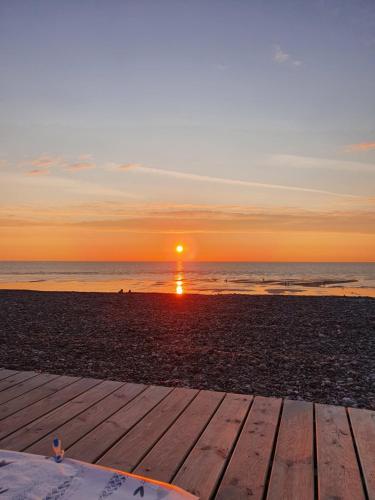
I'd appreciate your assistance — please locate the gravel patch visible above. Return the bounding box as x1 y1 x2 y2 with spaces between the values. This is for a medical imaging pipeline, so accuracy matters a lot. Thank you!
1 290 374 409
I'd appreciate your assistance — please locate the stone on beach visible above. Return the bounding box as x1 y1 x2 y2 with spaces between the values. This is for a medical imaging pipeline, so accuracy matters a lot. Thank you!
0 290 374 409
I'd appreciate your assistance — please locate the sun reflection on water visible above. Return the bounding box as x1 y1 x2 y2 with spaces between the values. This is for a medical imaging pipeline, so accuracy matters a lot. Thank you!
175 261 185 295
176 280 184 295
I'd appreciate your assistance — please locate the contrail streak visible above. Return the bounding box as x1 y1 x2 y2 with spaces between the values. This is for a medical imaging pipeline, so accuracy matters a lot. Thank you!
134 166 358 198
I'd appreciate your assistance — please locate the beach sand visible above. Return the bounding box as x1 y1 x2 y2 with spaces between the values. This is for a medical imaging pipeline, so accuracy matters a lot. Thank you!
1 290 374 408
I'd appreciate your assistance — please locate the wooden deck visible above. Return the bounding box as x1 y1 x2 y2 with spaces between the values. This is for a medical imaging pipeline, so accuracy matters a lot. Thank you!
0 368 374 499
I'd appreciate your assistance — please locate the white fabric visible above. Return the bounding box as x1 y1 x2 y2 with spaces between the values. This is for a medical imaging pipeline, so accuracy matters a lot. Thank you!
0 450 197 499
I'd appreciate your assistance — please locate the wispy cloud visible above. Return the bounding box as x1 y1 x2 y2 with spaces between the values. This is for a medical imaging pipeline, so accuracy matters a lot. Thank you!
22 155 65 176
118 163 358 198
1 202 374 235
22 154 96 175
118 163 142 171
345 142 375 152
273 44 302 66
1 172 139 200
66 162 96 171
270 154 375 172
78 153 94 160
31 155 64 168
27 168 50 176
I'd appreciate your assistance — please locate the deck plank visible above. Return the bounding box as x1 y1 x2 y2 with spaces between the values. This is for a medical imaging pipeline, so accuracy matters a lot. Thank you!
26 382 146 456
0 377 98 441
216 396 282 500
173 393 252 500
0 373 59 405
0 369 373 500
316 403 365 500
348 407 375 499
134 389 225 483
66 385 172 463
0 369 19 381
0 375 79 422
0 380 122 451
267 399 314 500
98 387 198 471
0 371 38 392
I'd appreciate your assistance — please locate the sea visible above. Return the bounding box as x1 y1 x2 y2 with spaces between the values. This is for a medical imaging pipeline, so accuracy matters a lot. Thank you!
0 261 374 297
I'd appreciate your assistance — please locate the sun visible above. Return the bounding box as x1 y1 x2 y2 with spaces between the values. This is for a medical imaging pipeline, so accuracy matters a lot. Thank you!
176 244 184 254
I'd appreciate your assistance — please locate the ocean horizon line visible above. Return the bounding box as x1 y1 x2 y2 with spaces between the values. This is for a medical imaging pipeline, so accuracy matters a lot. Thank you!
0 259 374 264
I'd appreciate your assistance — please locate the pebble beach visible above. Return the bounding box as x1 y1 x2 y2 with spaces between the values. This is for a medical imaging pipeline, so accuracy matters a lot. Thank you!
1 290 374 409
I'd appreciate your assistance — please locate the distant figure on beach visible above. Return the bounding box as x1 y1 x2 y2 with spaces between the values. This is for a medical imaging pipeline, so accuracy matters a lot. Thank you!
118 289 123 294
128 289 132 293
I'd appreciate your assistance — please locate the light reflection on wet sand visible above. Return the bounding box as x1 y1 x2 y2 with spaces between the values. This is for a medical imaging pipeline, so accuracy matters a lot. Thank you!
0 279 374 297
1 261 374 297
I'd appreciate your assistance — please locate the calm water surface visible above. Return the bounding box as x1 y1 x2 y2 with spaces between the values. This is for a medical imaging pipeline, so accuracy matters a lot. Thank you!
0 261 374 297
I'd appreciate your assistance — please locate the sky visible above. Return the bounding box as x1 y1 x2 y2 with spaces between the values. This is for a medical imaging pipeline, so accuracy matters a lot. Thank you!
0 0 374 261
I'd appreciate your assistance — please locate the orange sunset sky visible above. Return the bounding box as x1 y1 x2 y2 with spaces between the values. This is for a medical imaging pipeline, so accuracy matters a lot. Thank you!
1 199 374 261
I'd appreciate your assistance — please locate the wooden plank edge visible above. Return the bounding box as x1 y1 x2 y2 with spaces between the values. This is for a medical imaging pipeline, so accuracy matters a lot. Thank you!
92 385 175 464
157 390 227 485
127 388 203 473
346 406 372 500
15 380 128 453
177 392 254 500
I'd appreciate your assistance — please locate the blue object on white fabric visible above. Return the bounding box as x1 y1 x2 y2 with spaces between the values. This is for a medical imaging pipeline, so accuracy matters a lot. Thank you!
0 450 198 499
52 436 64 463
